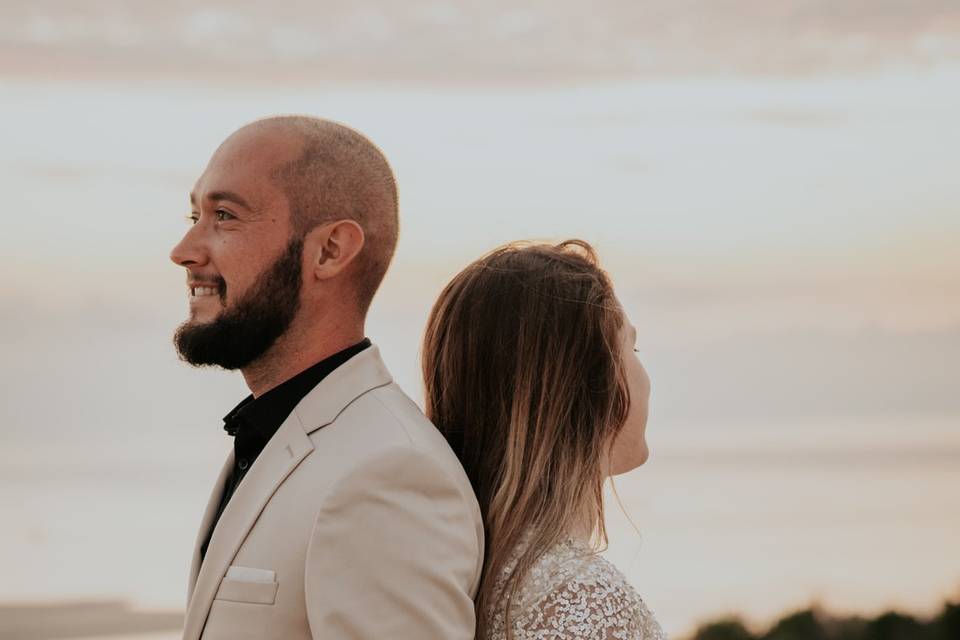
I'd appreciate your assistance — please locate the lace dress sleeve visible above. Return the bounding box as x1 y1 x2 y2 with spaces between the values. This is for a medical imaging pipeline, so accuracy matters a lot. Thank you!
511 555 667 640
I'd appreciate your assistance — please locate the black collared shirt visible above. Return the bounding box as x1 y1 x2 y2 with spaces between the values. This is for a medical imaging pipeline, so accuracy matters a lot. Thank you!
199 338 371 562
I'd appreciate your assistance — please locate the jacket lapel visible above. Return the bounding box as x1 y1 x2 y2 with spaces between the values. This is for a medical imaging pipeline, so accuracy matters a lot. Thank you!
293 345 393 435
182 415 314 640
187 451 234 605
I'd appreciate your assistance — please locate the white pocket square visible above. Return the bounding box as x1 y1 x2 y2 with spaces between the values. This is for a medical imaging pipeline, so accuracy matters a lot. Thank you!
225 565 276 583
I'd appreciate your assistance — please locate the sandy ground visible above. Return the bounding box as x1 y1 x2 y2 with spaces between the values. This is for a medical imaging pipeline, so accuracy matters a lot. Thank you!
0 601 182 639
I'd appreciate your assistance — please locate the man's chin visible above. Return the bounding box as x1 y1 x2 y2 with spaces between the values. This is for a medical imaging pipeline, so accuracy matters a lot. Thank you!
173 328 240 370
179 318 213 334
188 298 225 321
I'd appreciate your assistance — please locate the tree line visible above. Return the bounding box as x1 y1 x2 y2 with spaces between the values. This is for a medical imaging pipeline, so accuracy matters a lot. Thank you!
690 601 960 640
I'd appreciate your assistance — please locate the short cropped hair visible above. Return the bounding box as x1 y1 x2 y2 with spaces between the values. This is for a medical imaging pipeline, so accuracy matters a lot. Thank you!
268 116 399 316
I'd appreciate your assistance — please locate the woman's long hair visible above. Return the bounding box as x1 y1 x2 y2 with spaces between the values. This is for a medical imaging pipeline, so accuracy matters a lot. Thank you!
421 239 631 638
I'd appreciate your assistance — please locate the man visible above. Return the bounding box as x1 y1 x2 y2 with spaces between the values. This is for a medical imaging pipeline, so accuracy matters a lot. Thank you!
170 116 483 639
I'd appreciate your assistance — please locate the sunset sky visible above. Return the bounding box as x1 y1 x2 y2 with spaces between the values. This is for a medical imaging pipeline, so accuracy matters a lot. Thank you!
1 2 958 636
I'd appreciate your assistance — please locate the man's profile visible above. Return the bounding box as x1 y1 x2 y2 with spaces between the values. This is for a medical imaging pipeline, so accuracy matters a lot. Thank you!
170 116 483 639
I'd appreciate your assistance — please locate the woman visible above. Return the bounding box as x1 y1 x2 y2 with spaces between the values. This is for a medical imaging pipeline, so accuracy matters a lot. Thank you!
422 239 666 639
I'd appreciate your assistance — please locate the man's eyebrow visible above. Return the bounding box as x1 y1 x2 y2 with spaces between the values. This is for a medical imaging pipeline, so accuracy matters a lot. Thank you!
189 190 252 210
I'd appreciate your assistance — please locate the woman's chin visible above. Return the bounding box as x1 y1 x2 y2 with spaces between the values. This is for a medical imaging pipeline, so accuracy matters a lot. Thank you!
609 442 649 476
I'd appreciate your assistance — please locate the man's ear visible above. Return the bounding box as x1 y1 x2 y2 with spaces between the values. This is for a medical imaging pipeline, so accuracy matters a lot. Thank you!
303 219 365 282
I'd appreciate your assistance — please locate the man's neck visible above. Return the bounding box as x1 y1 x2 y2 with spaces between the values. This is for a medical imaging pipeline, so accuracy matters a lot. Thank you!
241 318 365 398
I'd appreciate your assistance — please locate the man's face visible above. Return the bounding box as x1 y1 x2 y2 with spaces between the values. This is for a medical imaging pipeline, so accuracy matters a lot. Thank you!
169 127 303 369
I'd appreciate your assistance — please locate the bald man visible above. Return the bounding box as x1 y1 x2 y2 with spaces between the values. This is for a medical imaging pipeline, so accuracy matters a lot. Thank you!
170 117 483 640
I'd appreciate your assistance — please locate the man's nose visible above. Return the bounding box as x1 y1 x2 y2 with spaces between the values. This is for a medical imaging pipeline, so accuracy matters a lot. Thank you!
170 224 209 268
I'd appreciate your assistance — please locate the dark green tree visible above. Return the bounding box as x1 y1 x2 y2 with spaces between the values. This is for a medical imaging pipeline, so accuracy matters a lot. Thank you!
692 618 756 640
824 616 868 640
863 611 931 640
688 596 960 640
762 609 829 640
933 601 960 640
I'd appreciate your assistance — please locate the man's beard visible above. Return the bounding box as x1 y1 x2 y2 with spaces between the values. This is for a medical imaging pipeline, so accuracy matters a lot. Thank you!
173 237 304 370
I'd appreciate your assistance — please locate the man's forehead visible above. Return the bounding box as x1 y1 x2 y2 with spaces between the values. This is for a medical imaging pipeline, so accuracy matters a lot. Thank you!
217 123 302 164
213 130 300 171
191 131 300 203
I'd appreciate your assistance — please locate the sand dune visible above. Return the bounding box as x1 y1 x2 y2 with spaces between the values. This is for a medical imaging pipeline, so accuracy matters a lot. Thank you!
0 601 182 639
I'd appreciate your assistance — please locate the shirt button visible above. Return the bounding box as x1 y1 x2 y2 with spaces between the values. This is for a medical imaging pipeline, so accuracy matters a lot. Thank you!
238 458 249 470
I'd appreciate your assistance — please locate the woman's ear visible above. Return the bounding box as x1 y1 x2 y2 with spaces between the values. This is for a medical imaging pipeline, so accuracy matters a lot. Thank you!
304 219 365 282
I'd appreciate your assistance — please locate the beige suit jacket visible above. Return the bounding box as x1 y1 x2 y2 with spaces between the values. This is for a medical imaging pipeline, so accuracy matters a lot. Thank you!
182 345 484 640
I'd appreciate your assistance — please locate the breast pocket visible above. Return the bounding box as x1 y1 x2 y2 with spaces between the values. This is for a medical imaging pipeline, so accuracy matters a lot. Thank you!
203 567 280 640
214 575 279 605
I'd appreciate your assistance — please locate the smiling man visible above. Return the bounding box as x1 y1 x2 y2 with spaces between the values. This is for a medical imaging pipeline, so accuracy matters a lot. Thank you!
170 116 483 640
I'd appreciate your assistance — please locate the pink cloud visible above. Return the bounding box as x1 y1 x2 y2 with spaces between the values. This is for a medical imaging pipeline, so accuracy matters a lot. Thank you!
1 1 958 84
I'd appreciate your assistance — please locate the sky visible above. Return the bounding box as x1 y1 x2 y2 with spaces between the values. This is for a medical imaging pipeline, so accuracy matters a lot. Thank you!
2 1 959 80
0 2 958 634
2 71 957 433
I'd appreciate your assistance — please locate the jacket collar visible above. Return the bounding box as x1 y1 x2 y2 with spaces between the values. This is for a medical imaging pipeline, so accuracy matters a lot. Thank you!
292 343 393 434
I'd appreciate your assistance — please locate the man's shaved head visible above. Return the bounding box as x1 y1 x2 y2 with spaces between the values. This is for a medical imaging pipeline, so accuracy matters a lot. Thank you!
242 115 399 315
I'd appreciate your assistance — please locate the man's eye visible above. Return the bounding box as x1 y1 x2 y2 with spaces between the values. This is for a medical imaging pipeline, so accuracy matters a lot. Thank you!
186 212 199 225
216 209 235 221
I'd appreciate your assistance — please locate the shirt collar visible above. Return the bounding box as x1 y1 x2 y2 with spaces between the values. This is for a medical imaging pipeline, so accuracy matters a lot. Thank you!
222 338 372 448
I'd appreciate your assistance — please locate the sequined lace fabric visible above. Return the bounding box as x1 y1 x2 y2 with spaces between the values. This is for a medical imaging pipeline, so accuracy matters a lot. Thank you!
486 535 667 640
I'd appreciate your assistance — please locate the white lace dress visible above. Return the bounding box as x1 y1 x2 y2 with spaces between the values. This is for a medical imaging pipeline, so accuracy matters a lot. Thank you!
486 536 667 640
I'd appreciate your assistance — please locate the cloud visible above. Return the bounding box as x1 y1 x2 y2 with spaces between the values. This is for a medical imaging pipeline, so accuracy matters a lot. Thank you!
745 108 846 126
18 162 192 187
1 1 958 84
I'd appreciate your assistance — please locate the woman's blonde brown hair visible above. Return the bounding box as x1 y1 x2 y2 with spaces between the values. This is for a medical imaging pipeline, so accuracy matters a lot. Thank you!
421 239 631 638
